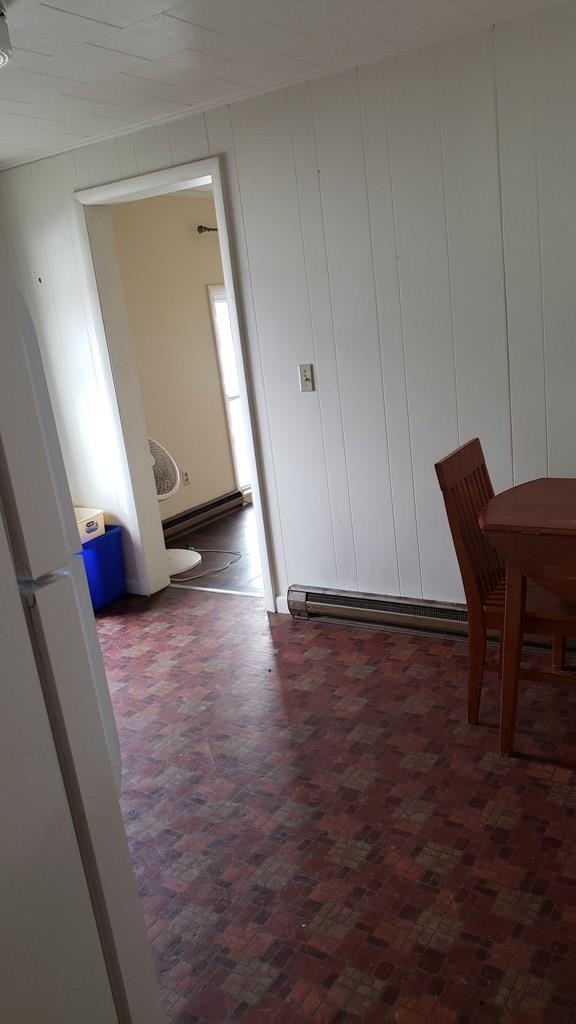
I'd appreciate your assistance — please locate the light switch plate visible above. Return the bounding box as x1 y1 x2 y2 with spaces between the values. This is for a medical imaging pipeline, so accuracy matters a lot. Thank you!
299 363 315 392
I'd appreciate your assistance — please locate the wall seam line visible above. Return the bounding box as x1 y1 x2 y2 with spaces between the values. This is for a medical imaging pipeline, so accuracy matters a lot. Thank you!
382 67 424 598
201 111 210 156
356 64 401 595
491 24 515 485
227 104 290 589
309 80 360 592
529 15 549 477
287 87 340 589
434 44 461 448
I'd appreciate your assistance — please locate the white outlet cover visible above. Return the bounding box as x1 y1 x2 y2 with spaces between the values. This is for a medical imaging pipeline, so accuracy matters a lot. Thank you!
299 363 315 392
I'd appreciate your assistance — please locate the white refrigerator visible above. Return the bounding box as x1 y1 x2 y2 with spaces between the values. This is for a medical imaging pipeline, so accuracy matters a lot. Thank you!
0 243 165 1022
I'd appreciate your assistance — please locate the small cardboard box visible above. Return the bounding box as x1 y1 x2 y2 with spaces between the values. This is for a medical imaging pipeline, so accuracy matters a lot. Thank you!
74 506 105 544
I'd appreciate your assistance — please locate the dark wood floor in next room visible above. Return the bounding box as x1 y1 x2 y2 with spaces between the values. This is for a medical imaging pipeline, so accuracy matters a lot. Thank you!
167 504 263 595
98 585 576 1023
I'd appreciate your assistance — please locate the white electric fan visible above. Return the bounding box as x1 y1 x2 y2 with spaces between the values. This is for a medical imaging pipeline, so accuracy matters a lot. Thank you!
149 437 202 576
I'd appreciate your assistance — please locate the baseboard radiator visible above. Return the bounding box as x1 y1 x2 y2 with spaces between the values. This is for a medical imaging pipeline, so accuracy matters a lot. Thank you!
287 585 573 657
288 585 468 636
162 489 244 541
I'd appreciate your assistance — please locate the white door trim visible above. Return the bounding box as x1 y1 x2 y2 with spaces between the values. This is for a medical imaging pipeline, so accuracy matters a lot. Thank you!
74 157 276 611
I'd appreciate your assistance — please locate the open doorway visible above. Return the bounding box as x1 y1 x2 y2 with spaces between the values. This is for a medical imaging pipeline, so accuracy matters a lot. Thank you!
106 187 262 596
75 160 272 606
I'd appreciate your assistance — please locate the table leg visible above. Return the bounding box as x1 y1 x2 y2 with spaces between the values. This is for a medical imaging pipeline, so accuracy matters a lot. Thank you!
500 562 526 755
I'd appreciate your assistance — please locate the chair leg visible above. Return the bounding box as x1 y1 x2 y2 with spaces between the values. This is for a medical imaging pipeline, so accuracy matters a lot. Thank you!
552 636 565 671
500 564 526 756
467 624 486 725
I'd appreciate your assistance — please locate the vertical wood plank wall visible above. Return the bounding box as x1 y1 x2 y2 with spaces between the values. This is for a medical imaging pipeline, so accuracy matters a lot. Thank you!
2 6 576 605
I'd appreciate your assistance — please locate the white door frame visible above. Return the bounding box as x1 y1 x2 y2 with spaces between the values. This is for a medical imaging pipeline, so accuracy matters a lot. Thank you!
74 157 275 611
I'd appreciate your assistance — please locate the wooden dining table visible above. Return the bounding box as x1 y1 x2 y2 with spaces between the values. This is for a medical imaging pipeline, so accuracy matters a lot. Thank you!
478 478 576 752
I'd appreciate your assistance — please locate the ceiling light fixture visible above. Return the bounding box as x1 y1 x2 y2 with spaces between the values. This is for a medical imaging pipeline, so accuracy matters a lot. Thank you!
0 2 13 68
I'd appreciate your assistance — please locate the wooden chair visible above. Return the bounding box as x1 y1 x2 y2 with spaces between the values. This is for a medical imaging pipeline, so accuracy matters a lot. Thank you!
435 438 573 731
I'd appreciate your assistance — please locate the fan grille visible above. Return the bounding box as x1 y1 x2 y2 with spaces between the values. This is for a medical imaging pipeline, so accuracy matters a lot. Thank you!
149 438 179 499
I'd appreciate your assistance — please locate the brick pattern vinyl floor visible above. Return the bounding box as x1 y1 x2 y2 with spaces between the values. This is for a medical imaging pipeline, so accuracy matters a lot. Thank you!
97 589 576 1024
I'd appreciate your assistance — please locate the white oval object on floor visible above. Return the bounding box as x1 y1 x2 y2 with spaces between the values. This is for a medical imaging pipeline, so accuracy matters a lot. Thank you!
167 548 202 576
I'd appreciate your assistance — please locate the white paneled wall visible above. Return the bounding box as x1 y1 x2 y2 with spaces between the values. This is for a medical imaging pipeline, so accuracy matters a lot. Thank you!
311 71 399 596
531 5 576 477
2 4 576 606
231 90 337 591
495 17 549 484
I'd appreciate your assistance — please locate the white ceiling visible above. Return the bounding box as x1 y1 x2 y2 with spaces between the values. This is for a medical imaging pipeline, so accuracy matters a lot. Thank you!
0 0 565 168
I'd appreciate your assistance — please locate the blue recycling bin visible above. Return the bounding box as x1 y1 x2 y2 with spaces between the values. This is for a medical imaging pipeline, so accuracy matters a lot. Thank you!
81 525 126 611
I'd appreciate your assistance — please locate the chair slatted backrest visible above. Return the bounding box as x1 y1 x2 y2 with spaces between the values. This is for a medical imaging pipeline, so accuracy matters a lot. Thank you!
435 438 504 610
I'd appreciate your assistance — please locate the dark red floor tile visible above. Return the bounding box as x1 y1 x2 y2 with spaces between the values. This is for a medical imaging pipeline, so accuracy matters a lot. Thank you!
97 588 576 1022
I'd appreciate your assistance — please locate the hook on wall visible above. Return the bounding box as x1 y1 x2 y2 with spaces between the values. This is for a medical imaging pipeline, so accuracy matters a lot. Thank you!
197 224 218 234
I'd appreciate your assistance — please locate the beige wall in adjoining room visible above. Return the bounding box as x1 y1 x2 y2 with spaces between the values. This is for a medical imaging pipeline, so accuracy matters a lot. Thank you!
110 192 236 520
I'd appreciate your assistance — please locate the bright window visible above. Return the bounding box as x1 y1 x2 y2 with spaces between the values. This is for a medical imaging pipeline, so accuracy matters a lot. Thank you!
208 287 251 491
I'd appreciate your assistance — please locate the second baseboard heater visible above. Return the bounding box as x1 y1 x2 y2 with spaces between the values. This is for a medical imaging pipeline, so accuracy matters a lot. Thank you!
287 584 468 636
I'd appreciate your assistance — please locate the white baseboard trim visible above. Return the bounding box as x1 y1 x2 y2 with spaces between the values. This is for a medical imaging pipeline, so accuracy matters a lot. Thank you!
275 595 289 615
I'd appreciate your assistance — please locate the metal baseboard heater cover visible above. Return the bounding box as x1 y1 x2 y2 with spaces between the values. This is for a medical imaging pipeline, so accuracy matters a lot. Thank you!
287 586 576 655
288 585 468 636
162 489 244 540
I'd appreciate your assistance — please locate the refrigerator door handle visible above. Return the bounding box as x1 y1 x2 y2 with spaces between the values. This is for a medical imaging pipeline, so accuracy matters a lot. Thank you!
0 500 118 1023
19 558 122 791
